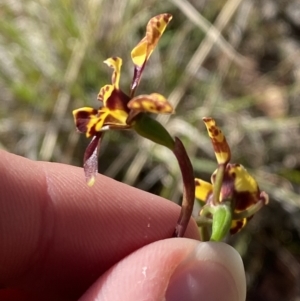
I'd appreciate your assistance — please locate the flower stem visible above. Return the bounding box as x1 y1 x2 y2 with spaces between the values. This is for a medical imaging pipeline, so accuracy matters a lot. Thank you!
212 163 225 205
199 226 210 242
173 137 195 237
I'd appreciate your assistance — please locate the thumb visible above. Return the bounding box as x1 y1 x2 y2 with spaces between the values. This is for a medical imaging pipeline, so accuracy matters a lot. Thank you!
79 238 246 301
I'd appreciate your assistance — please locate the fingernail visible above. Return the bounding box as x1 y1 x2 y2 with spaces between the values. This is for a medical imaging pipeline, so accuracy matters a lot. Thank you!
165 242 245 301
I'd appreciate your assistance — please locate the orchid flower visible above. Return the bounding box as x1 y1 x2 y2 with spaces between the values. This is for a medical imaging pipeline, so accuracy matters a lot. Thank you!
73 14 195 238
73 14 173 186
195 118 269 241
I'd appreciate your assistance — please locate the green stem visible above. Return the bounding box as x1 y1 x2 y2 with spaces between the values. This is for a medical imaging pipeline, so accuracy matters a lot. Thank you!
199 226 210 242
133 115 194 238
195 216 212 241
195 215 213 227
212 164 225 205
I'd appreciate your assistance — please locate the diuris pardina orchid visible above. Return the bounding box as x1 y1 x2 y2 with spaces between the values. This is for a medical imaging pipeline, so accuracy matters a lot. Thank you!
195 118 269 241
73 14 268 241
73 14 174 186
73 14 195 238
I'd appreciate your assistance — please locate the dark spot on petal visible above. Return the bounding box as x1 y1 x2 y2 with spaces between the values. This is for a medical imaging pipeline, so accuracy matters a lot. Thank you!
152 27 160 42
74 109 98 133
163 14 171 23
234 191 258 211
156 21 161 27
105 86 109 91
106 89 131 111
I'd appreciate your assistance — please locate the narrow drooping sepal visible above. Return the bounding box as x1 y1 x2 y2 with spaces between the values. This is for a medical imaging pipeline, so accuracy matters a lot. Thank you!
132 114 175 150
130 13 172 95
83 134 102 186
173 137 195 238
203 117 231 165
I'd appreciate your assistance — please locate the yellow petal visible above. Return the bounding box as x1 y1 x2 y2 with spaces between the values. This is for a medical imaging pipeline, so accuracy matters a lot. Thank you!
203 117 231 165
227 164 261 212
103 57 123 90
103 109 128 127
195 178 213 202
131 13 172 67
228 164 258 194
128 93 174 114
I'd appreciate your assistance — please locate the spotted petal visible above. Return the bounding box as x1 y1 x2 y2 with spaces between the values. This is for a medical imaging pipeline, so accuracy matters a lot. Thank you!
98 84 114 103
203 117 231 165
228 164 259 194
130 13 172 92
73 107 128 138
128 93 174 114
98 57 131 111
227 164 261 211
73 107 102 138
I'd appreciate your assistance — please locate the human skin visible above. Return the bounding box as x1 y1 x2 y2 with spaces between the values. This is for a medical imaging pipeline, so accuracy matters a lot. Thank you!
0 150 246 301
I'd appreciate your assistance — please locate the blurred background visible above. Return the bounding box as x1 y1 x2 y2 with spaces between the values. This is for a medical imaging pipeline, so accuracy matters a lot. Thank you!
1 0 300 299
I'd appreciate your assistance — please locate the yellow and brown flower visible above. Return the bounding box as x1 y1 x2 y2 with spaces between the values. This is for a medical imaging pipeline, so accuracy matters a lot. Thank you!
73 14 173 186
195 118 269 234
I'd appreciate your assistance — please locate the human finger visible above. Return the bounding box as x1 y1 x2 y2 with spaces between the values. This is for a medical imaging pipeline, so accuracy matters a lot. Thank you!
80 239 246 301
0 150 199 300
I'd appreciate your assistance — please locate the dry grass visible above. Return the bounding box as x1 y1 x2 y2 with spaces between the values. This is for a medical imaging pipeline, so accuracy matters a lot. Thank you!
1 0 300 299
